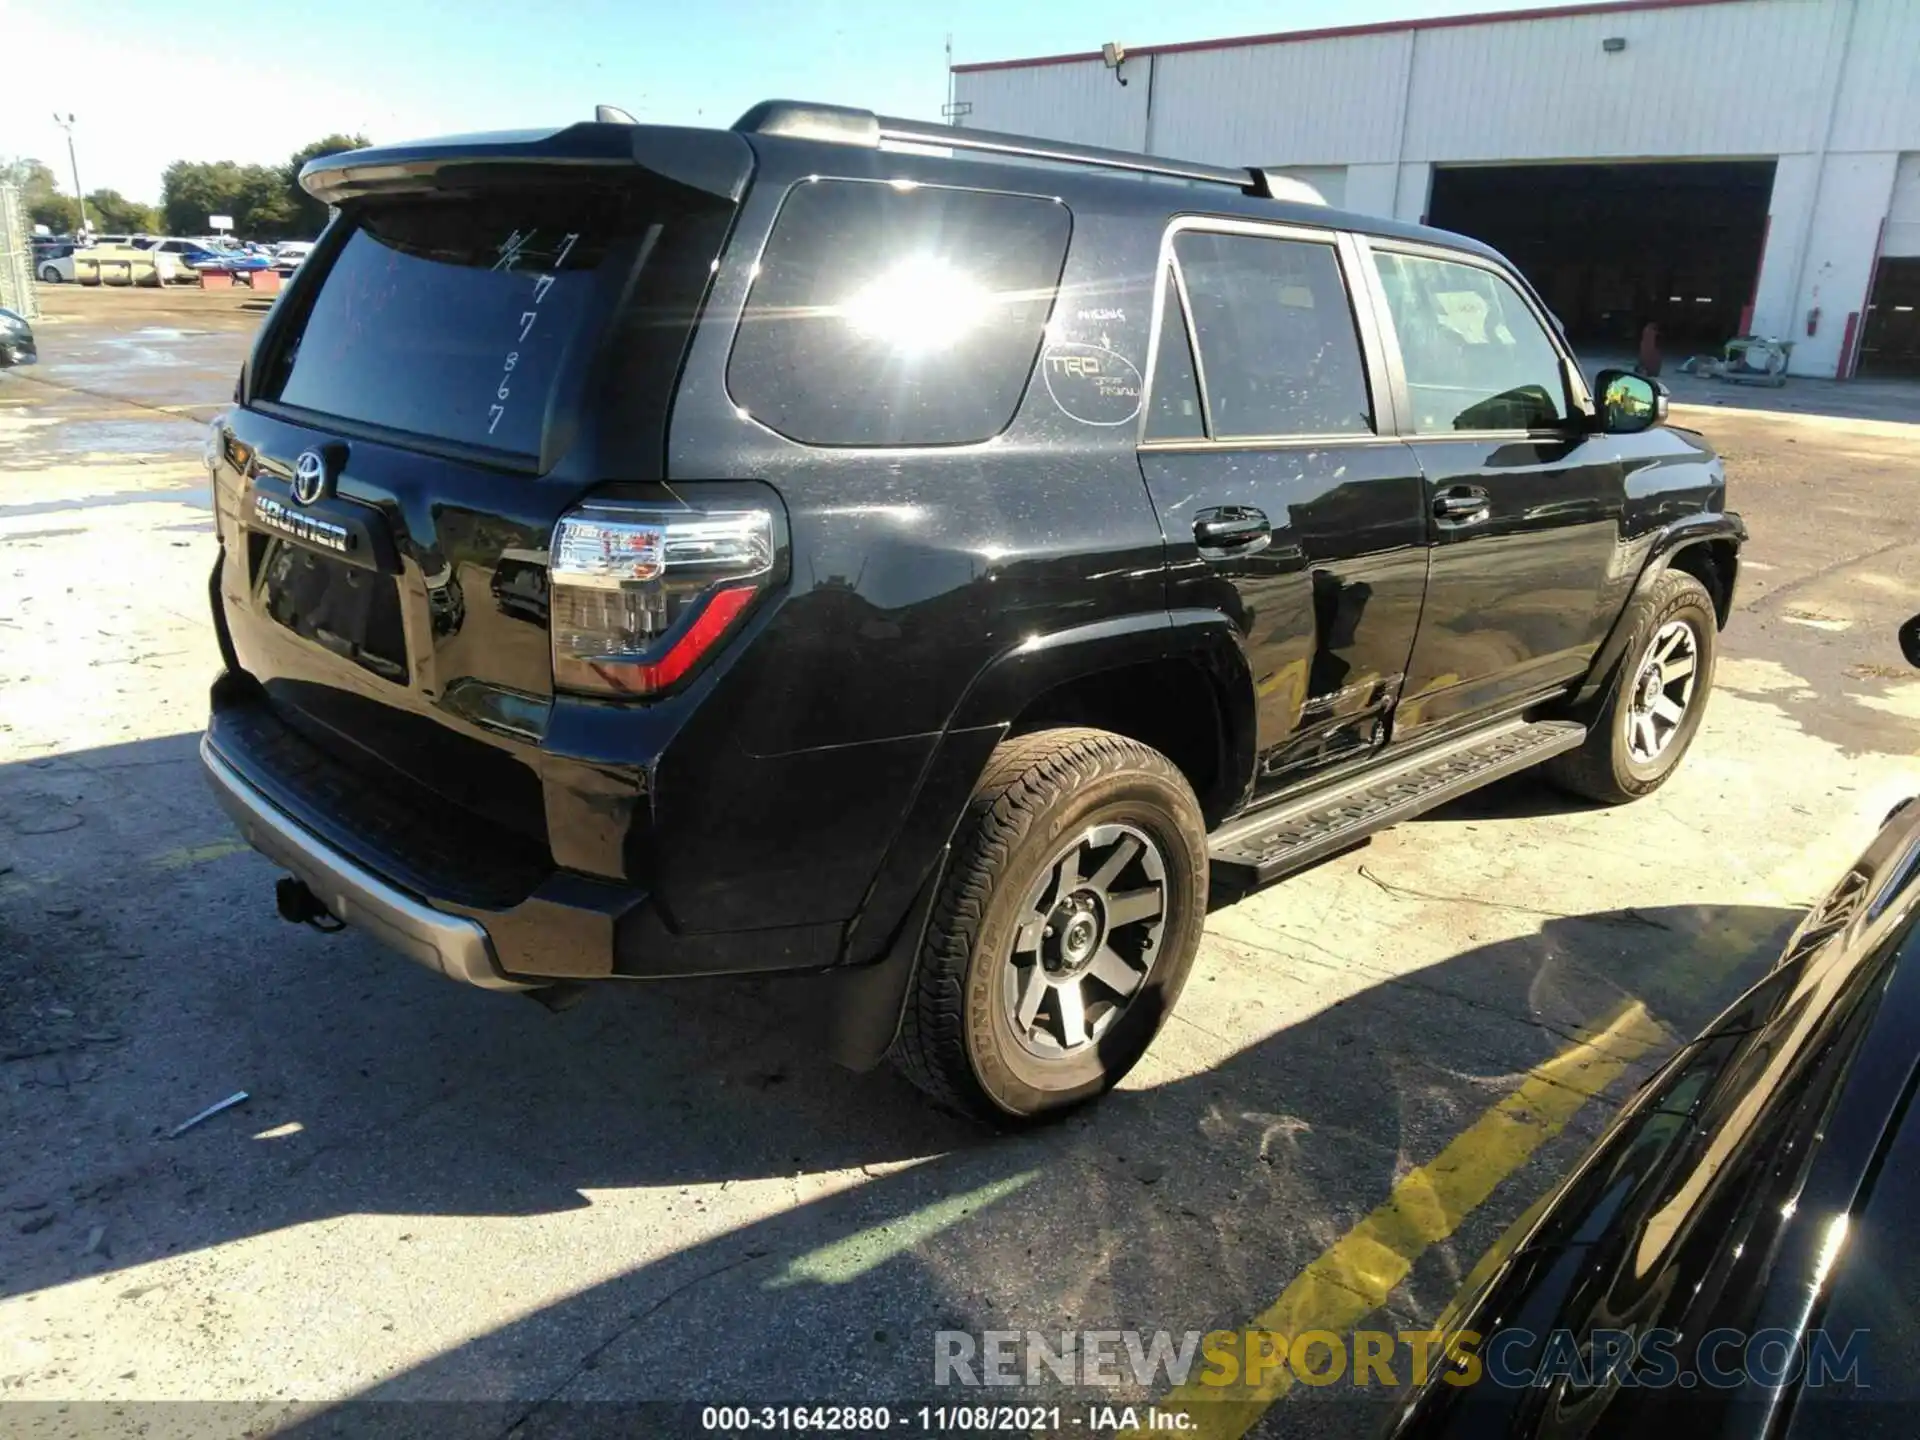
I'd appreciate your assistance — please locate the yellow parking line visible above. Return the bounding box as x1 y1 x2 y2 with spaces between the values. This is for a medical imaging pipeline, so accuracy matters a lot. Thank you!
1141 1001 1668 1440
149 839 249 870
1135 803 1897 1440
1 838 249 897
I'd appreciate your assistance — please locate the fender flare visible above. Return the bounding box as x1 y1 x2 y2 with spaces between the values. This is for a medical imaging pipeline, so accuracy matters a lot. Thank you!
1573 511 1745 710
949 606 1253 743
818 607 1255 1071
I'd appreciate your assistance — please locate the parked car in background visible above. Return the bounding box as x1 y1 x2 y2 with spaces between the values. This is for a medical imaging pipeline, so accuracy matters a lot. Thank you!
144 238 229 280
201 103 1743 1124
0 308 37 367
1386 620 1920 1433
273 241 315 267
185 242 272 273
35 242 76 283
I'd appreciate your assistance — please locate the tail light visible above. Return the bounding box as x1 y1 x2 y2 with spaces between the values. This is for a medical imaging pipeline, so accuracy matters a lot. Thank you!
549 502 775 698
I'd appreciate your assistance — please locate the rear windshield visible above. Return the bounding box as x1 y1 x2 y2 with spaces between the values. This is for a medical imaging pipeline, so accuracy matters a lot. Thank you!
727 180 1071 447
262 193 636 459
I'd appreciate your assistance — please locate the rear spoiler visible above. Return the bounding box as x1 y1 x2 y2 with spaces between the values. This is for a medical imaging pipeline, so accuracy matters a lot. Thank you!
299 123 754 207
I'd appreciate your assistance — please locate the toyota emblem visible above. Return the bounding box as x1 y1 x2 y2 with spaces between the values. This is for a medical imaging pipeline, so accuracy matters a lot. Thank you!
291 450 329 506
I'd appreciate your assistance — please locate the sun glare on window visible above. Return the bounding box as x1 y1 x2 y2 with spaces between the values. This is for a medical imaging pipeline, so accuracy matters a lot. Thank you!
838 256 997 354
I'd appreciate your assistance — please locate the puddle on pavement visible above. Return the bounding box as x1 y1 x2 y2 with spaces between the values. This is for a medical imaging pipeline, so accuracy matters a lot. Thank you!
5 418 199 459
0 484 211 517
0 415 62 447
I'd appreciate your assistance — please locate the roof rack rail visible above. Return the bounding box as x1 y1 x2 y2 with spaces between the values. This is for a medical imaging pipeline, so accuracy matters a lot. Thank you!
731 100 1303 200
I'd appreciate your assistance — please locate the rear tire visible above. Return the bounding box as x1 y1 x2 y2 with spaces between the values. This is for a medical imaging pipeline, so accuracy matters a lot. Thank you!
892 728 1208 1126
40 265 61 284
1548 568 1717 804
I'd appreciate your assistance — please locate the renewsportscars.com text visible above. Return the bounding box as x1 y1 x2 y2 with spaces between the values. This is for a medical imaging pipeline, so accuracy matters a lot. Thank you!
934 1327 1869 1391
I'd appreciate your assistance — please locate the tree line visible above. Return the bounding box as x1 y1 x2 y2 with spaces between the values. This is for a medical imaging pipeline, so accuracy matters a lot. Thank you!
0 158 157 235
2 134 367 240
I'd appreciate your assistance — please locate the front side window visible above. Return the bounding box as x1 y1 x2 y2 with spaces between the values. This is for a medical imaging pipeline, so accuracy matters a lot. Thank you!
1171 230 1372 439
1372 251 1568 433
727 180 1070 448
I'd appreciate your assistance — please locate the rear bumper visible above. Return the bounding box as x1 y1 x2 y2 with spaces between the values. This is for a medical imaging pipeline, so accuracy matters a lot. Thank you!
200 683 847 984
200 736 530 990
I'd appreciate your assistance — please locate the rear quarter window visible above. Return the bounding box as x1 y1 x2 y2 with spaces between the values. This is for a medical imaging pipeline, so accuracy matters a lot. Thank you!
727 179 1071 448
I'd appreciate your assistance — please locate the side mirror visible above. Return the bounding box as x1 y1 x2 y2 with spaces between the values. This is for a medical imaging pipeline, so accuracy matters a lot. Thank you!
1900 614 1920 669
1594 368 1668 434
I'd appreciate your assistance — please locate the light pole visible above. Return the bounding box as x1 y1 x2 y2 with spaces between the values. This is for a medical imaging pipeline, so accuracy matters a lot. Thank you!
51 113 88 237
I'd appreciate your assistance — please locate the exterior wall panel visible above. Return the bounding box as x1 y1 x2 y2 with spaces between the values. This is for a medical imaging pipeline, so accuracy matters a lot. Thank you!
1398 0 1836 162
952 0 1920 377
1790 149 1900 373
956 59 1146 151
1148 32 1412 166
1831 0 1920 152
1885 152 1920 259
1750 152 1822 340
953 0 1917 168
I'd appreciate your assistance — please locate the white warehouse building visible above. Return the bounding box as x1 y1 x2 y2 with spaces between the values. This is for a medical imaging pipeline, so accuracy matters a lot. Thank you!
951 0 1920 378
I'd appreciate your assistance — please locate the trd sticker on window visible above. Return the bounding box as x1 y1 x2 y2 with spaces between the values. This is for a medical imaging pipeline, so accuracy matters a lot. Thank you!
1040 342 1143 427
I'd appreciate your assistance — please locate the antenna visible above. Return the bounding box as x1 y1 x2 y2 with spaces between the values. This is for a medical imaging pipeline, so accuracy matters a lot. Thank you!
941 32 973 125
595 104 638 125
1102 41 1129 86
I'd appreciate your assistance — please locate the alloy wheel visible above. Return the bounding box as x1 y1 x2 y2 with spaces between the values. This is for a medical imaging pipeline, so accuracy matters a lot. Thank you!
1001 822 1167 1059
1625 617 1700 763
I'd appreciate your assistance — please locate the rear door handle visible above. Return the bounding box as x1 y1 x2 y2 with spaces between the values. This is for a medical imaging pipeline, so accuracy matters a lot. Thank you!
1433 486 1491 523
1194 506 1271 555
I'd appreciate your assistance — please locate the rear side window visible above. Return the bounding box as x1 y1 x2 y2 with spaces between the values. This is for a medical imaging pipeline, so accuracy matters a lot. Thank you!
1172 231 1372 439
263 193 636 458
1371 251 1568 433
727 180 1070 447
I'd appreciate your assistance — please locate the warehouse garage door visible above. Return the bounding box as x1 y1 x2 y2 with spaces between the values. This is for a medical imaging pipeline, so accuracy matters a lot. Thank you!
1857 154 1920 377
1426 160 1775 352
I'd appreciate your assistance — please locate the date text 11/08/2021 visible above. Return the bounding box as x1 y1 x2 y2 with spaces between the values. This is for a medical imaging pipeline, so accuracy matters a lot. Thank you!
699 1406 1193 1432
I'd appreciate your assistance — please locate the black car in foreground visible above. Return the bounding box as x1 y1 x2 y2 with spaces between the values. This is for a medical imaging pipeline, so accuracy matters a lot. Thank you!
0 307 36 367
1385 623 1920 1436
200 102 1743 1124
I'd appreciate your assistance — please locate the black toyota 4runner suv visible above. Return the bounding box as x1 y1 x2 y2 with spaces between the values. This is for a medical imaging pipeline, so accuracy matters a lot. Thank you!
201 102 1743 1124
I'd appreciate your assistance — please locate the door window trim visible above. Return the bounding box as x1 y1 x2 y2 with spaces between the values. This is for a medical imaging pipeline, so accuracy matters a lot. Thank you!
1355 233 1595 442
1137 214 1401 450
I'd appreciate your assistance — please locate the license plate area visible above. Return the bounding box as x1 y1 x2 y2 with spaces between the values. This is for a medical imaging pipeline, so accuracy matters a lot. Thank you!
257 538 410 684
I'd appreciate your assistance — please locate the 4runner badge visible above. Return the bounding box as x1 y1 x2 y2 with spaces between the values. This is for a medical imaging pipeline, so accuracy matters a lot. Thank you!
291 450 329 506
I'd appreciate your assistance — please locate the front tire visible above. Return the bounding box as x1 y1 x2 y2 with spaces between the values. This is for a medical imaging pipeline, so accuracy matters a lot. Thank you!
40 265 62 283
1548 568 1717 804
892 728 1208 1126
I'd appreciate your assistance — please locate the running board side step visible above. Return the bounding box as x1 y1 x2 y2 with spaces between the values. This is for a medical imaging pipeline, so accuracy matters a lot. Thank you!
1208 718 1586 886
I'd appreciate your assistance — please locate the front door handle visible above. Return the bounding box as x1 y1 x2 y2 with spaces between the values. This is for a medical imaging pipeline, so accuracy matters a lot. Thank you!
1194 506 1271 555
1433 486 1491 523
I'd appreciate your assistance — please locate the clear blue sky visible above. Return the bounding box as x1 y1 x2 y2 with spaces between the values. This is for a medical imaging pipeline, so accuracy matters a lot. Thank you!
4 0 1591 203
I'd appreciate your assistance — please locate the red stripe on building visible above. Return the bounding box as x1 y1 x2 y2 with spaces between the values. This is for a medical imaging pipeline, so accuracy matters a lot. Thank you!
953 0 1752 74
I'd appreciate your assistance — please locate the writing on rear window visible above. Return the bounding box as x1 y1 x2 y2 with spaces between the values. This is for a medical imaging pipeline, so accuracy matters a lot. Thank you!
267 200 619 460
487 230 579 438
